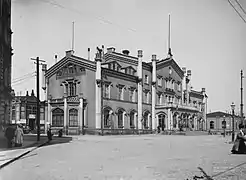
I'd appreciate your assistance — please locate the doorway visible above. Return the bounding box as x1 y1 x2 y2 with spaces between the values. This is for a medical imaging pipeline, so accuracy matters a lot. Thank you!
158 114 165 131
29 119 36 130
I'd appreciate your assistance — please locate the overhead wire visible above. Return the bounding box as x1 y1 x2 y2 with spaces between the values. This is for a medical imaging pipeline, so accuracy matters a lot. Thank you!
12 73 36 85
12 71 36 81
235 0 246 15
228 0 246 23
37 0 137 33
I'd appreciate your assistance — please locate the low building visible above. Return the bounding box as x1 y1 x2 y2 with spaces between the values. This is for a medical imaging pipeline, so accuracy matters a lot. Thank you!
206 111 241 132
10 90 47 133
43 47 208 135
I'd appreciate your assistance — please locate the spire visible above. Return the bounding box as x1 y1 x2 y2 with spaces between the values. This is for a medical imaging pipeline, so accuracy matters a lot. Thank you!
167 14 173 58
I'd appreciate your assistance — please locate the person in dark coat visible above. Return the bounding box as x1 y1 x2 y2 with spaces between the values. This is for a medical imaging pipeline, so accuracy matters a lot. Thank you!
231 124 246 154
4 125 16 148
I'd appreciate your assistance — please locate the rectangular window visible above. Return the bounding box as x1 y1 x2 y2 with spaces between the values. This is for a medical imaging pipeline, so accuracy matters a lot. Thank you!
157 93 162 105
69 82 76 96
144 75 149 84
118 86 124 100
104 84 110 98
157 78 162 86
12 106 15 120
129 89 135 102
144 91 148 103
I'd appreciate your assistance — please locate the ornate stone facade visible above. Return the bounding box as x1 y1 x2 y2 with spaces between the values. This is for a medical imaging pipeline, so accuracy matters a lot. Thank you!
44 47 208 135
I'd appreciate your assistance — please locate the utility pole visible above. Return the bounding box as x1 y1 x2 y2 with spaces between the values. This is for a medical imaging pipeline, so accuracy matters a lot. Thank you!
240 70 244 125
31 57 46 141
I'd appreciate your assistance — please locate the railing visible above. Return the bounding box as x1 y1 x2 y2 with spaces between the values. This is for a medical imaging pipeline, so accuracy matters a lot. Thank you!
156 103 200 111
67 96 80 103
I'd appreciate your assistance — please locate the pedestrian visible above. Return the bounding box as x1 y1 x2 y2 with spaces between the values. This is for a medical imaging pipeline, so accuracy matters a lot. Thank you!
47 123 53 142
4 124 16 148
231 124 246 154
14 123 24 147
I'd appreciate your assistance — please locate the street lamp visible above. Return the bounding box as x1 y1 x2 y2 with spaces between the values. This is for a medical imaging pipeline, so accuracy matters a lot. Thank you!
222 115 226 138
231 102 235 142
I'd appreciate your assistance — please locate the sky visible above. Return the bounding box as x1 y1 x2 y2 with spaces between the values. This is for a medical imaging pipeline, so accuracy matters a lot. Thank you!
11 0 246 114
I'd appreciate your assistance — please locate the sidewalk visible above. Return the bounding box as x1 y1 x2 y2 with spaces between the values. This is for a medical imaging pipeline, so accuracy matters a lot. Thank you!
0 134 48 169
0 135 73 169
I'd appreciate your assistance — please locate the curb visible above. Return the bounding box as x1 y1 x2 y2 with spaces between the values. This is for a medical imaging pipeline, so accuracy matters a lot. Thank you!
0 140 48 170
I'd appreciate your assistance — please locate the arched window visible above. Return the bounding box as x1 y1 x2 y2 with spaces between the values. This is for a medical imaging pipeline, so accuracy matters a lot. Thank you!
130 111 135 128
103 108 110 127
222 120 226 129
210 121 214 129
69 109 78 127
118 110 123 128
52 108 64 127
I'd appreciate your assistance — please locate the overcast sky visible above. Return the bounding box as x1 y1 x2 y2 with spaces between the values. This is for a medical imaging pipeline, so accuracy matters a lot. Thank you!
11 0 246 114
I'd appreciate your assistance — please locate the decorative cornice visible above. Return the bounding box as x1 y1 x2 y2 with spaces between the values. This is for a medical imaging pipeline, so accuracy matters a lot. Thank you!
102 68 138 83
45 55 96 79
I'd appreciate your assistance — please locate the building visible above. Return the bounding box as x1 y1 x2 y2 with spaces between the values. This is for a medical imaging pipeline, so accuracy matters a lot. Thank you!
10 90 47 133
206 111 241 132
44 47 207 135
0 0 13 127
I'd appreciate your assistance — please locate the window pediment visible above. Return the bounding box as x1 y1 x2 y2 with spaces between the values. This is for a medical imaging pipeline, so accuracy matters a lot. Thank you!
56 63 86 79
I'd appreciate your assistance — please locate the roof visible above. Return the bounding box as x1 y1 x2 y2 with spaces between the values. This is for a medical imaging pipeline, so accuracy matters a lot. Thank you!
206 111 241 118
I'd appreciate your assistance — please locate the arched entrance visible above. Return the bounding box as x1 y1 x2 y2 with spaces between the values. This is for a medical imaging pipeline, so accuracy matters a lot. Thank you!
158 114 165 131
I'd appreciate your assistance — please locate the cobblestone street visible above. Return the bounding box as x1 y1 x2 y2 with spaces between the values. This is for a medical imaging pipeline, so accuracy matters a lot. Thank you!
0 135 245 180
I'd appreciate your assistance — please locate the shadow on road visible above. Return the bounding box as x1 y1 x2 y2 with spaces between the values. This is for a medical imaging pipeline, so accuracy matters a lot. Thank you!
0 135 73 152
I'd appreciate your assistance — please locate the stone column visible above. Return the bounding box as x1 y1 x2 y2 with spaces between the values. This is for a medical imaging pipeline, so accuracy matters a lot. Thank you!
47 99 51 131
137 50 143 129
95 51 102 129
134 112 137 129
155 114 159 127
79 98 83 134
194 115 197 131
123 111 126 129
64 97 68 134
181 67 186 105
151 54 157 131
148 113 151 129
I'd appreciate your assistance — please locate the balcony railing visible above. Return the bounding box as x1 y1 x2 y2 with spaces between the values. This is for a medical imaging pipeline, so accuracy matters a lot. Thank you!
156 103 200 111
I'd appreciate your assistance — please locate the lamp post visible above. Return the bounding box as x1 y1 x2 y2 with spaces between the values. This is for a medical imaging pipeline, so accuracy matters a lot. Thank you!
231 102 235 142
222 115 226 138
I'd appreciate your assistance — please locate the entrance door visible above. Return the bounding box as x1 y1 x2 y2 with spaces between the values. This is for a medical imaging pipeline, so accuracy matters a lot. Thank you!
158 114 165 131
29 119 35 130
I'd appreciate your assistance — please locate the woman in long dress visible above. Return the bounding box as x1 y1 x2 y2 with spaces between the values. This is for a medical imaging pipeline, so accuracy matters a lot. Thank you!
231 124 246 154
15 124 24 147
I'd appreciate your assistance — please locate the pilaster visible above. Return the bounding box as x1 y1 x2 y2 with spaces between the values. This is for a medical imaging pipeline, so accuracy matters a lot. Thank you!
64 97 68 134
79 98 83 134
151 54 157 131
137 50 143 130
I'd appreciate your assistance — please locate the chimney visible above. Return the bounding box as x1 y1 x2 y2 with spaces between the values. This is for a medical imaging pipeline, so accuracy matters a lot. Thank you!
137 50 143 80
26 91 29 96
88 48 90 61
107 47 115 53
55 55 58 63
65 50 74 57
95 48 102 81
202 88 206 93
152 54 157 83
31 89 35 96
122 50 130 56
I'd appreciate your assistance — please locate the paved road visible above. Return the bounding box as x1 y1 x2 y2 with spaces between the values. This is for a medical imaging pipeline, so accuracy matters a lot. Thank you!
0 135 245 180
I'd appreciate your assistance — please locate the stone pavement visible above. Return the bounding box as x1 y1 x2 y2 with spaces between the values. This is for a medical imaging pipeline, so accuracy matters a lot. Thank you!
0 134 245 180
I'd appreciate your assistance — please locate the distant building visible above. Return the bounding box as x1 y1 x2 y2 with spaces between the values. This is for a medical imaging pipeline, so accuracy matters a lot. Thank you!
10 90 47 133
0 0 13 127
206 111 241 131
43 47 207 135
